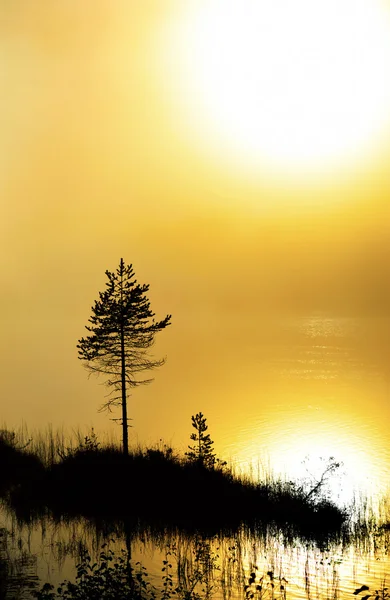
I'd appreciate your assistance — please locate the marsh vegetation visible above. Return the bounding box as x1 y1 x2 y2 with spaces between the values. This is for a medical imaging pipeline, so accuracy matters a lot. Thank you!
1 423 390 599
0 422 345 538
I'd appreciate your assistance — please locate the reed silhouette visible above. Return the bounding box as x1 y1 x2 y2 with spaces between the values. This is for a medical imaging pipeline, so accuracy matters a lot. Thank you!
0 426 346 540
0 526 39 599
31 532 390 600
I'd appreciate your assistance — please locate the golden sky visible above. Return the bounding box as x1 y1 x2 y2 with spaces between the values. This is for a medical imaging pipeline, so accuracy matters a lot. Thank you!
2 1 390 485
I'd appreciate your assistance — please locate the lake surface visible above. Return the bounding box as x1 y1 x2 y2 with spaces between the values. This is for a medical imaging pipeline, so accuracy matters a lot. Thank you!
2 506 390 600
212 314 390 506
2 314 390 599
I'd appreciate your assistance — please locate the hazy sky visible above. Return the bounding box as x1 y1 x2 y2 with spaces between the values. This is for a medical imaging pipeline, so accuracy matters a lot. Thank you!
2 2 390 461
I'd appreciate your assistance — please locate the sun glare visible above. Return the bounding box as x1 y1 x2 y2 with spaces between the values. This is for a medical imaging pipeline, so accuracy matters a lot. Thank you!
165 0 390 185
241 430 383 506
222 403 389 506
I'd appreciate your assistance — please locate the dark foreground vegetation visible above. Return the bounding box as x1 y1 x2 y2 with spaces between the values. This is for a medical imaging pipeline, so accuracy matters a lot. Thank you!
31 542 390 600
0 427 345 540
2 426 390 600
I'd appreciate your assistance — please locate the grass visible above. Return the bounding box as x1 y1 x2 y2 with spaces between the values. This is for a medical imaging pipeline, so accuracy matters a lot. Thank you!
0 427 347 540
31 537 390 600
0 427 387 600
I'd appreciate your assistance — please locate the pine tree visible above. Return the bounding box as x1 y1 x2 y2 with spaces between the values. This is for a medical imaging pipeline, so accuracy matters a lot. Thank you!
185 413 217 469
77 259 171 455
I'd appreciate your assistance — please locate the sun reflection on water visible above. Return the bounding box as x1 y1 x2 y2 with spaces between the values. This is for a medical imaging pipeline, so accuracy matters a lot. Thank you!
216 315 390 508
223 415 384 507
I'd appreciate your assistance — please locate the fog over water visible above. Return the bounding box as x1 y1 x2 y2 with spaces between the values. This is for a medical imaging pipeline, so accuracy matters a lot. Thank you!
1 1 390 502
2 5 390 599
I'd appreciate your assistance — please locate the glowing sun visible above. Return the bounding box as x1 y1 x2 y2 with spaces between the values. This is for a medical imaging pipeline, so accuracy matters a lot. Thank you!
166 0 390 183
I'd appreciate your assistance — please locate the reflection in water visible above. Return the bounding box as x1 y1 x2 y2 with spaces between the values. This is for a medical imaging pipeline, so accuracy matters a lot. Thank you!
215 315 390 506
1 315 390 598
0 524 39 599
4 512 390 600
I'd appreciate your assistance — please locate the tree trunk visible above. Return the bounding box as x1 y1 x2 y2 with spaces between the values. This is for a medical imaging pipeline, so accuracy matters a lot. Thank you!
121 324 128 456
120 259 129 456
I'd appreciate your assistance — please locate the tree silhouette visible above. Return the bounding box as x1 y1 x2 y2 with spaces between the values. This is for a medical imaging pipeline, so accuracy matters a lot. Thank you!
77 259 171 455
185 413 218 469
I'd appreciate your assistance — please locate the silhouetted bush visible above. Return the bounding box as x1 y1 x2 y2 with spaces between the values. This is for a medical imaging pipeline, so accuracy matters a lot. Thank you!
0 433 45 497
0 426 347 540
0 440 345 540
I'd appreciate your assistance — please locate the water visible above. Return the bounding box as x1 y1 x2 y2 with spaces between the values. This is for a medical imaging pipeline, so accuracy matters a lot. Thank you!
214 314 390 506
1 314 390 599
2 510 390 600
